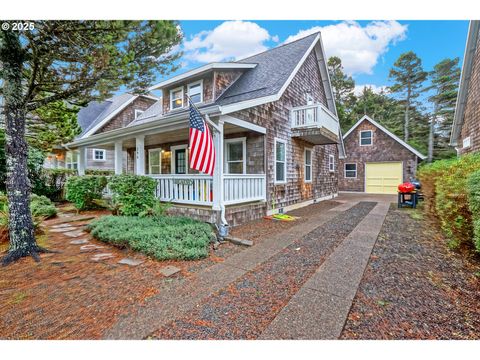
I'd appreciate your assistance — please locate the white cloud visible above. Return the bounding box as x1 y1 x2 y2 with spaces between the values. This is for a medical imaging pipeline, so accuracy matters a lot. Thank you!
183 21 273 63
354 84 389 96
284 21 407 75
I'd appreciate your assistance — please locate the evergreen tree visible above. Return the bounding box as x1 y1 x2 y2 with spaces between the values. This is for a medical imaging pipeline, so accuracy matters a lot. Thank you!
327 56 356 132
0 21 181 265
426 58 461 161
388 51 428 142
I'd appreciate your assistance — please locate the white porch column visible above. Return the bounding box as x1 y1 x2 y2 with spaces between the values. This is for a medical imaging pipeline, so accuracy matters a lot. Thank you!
135 135 145 175
212 119 224 211
114 140 123 175
78 147 86 176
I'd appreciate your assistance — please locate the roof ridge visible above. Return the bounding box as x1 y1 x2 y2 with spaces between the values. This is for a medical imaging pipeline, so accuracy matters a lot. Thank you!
236 31 320 63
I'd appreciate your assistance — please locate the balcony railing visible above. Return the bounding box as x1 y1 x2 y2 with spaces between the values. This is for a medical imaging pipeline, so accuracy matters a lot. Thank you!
291 104 339 137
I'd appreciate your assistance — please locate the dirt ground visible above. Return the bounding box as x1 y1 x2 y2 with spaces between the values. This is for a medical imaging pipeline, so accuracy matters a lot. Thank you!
341 205 480 340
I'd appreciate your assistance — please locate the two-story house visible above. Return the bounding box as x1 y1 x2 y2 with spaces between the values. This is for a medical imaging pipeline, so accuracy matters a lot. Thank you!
67 32 345 226
451 20 480 155
44 93 157 171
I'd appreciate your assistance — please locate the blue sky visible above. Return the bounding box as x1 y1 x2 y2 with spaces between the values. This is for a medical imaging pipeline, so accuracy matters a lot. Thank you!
155 20 469 95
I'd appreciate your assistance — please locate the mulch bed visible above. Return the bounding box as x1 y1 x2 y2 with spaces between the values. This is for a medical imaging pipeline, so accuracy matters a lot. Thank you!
0 207 243 340
151 202 376 339
341 205 480 340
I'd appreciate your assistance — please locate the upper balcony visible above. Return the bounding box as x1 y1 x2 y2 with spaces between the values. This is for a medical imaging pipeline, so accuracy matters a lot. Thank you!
290 104 340 145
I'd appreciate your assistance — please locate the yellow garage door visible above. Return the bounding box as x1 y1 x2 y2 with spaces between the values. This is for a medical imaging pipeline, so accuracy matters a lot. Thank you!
365 162 403 194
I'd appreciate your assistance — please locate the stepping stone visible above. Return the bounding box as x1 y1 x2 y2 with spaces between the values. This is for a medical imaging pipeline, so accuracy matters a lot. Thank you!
118 258 144 266
50 227 77 233
225 236 254 247
80 244 104 252
159 265 181 277
70 238 90 245
64 230 86 238
51 223 75 229
91 253 114 261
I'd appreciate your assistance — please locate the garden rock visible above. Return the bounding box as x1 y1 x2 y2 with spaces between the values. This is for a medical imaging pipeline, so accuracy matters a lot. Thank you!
91 253 114 262
64 230 86 238
80 244 104 252
70 239 90 245
118 258 144 266
50 227 77 233
159 265 181 277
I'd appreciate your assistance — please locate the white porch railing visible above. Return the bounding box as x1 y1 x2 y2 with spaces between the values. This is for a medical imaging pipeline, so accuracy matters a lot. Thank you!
291 103 339 135
223 174 266 205
150 174 213 205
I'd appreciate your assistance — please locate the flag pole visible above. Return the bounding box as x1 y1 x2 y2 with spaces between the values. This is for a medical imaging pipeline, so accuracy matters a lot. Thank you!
186 94 220 132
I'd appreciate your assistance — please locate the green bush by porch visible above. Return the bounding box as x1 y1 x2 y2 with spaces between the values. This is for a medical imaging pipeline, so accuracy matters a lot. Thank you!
65 175 108 210
418 153 480 251
108 175 156 216
88 215 213 260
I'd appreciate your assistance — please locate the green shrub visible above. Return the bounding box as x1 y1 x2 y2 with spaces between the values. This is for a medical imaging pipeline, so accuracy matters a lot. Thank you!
418 153 480 250
85 169 115 176
108 175 156 216
33 168 77 201
88 215 214 260
467 170 480 252
30 194 57 219
65 175 107 210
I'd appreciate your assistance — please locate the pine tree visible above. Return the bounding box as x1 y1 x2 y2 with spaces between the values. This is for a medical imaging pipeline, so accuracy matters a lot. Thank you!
327 56 356 132
0 21 181 265
426 58 461 161
388 51 428 142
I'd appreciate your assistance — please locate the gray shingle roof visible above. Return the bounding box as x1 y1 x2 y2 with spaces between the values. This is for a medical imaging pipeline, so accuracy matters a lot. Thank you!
217 33 319 106
129 99 163 126
78 93 136 137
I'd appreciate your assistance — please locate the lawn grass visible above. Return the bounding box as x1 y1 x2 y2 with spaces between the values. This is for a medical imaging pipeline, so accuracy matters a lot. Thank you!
88 215 214 261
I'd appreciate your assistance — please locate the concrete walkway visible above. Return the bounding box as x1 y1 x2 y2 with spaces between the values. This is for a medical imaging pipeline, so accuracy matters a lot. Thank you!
105 200 342 339
104 193 393 339
259 200 390 339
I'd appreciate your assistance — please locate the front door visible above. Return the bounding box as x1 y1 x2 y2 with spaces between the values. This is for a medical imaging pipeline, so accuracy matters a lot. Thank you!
174 148 187 174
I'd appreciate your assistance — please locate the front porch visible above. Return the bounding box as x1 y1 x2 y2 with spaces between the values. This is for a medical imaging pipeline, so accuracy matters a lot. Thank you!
76 114 267 212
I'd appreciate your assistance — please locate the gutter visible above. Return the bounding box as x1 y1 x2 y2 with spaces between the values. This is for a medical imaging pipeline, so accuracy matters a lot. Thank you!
450 20 480 146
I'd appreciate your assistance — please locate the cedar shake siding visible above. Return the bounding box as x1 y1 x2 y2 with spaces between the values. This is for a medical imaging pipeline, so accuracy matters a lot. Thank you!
162 74 215 114
458 30 480 155
338 119 420 192
96 96 156 134
231 50 338 212
213 70 244 100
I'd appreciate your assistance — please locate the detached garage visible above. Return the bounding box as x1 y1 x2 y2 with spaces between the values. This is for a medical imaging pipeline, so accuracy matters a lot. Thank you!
338 116 426 194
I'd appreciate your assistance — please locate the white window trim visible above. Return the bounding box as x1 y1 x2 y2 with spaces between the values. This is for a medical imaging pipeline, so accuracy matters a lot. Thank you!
187 80 204 105
134 109 144 119
344 163 357 179
359 130 373 146
224 137 247 175
170 86 184 110
274 138 287 184
171 144 189 174
304 148 312 183
148 148 162 175
328 154 335 173
92 148 106 162
463 136 471 149
66 151 78 170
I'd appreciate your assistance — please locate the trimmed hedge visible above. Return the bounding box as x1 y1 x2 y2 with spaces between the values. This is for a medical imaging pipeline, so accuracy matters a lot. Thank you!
108 175 156 216
65 175 107 210
467 170 480 252
88 215 214 260
85 169 115 176
418 153 480 250
34 168 77 201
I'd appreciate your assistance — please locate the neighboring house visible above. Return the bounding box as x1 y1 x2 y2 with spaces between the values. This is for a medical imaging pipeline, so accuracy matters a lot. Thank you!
44 93 157 171
451 20 480 155
339 115 426 194
67 32 345 226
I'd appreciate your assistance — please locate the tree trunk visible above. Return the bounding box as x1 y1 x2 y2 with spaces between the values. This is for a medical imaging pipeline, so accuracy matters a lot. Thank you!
404 88 411 142
0 30 44 265
428 115 435 163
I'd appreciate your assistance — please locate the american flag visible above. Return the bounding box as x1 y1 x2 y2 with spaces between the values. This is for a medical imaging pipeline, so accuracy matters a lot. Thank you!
189 103 216 176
